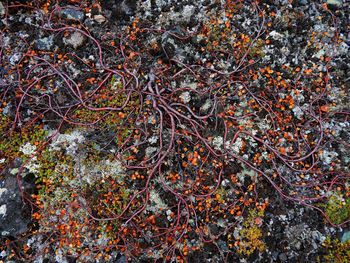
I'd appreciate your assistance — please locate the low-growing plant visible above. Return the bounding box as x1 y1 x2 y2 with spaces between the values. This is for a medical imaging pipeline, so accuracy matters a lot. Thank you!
237 208 266 256
322 237 350 263
325 192 350 225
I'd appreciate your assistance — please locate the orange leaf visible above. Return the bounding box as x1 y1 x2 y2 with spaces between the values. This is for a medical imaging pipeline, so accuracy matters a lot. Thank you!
191 158 198 166
279 147 286 155
320 105 329 112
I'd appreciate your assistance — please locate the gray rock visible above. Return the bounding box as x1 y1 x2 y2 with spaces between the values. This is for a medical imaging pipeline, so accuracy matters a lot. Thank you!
217 240 229 252
272 251 279 260
63 31 85 49
0 2 5 17
94 15 106 23
326 0 343 7
181 5 195 22
294 240 302 250
278 253 287 262
60 9 84 21
161 36 176 58
341 231 350 243
0 172 35 237
298 0 308 5
115 255 126 263
9 53 22 65
102 0 137 23
36 35 54 51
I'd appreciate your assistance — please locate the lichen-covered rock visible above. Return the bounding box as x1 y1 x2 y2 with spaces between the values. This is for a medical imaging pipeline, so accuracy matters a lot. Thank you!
36 35 54 51
0 173 34 237
102 0 138 23
60 9 84 22
327 0 344 7
341 231 350 243
63 31 85 49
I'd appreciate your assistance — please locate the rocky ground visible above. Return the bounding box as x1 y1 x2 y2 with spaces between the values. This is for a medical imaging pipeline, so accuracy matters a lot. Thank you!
0 0 349 262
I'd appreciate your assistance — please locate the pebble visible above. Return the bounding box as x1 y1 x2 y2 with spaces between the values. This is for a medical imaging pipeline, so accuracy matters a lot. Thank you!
94 15 106 23
63 32 85 49
9 53 22 65
278 253 287 262
115 255 126 263
298 0 308 5
269 30 284 41
326 0 343 7
60 9 84 21
279 215 287 221
0 205 6 217
294 240 301 250
341 231 350 243
272 252 279 260
36 36 54 51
